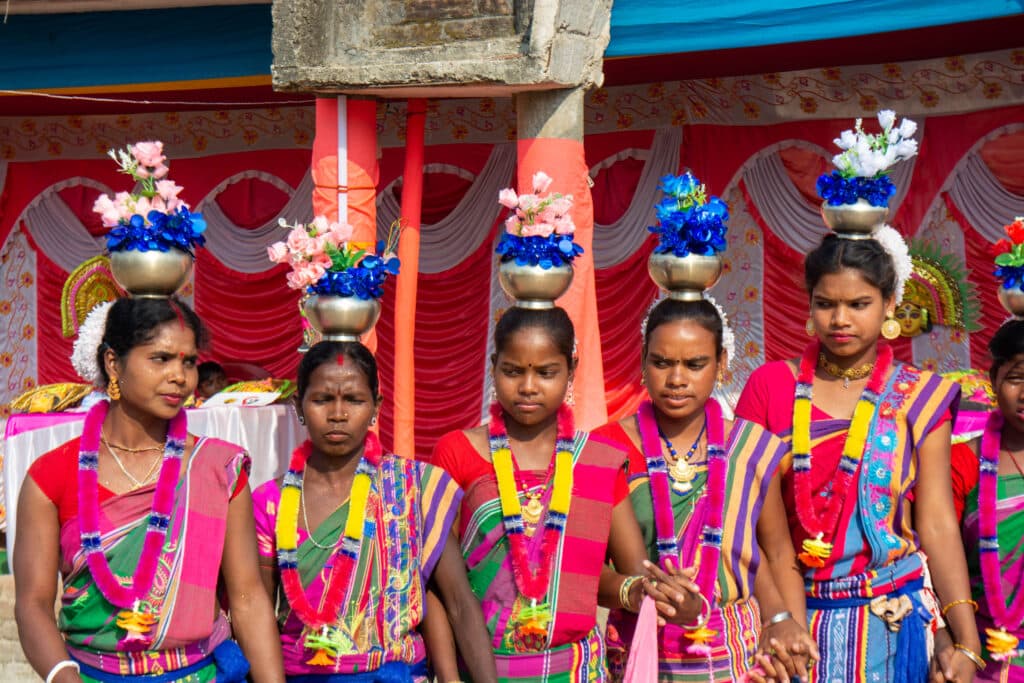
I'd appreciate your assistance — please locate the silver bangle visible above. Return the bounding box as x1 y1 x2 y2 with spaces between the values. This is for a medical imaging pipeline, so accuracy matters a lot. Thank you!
765 610 793 626
46 660 79 683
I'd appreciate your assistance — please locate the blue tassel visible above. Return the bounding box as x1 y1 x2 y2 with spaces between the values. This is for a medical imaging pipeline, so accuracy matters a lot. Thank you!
892 597 930 683
213 639 250 683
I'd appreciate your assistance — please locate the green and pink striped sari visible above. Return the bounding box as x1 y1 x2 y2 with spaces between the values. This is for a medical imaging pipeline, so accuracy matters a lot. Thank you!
58 437 249 681
457 431 627 683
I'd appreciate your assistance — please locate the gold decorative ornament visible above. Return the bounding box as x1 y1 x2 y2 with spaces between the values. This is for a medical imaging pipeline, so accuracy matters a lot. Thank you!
881 316 901 340
61 256 123 338
107 377 121 401
897 239 981 338
818 353 875 389
805 318 816 337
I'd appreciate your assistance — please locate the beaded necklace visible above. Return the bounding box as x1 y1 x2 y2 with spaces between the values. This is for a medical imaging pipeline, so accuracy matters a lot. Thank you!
276 435 382 666
78 399 185 651
659 420 706 494
637 398 726 653
488 401 575 643
978 410 1024 661
791 341 892 567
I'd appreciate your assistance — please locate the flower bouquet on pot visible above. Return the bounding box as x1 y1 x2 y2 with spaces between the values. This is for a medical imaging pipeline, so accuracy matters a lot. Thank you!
495 171 583 308
992 217 1024 318
268 216 400 342
647 172 729 301
817 110 918 235
93 141 206 298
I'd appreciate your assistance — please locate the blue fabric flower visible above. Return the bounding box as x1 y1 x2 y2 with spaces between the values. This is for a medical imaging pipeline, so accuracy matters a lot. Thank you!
816 171 896 207
995 264 1024 291
648 174 729 258
309 256 401 300
104 206 207 255
495 233 584 268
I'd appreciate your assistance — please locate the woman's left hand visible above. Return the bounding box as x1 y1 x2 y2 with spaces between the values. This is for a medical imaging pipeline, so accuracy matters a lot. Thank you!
942 650 979 683
641 558 701 626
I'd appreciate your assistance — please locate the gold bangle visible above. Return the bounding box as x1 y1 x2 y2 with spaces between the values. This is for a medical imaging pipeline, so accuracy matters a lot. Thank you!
953 644 986 672
619 575 642 612
941 598 979 617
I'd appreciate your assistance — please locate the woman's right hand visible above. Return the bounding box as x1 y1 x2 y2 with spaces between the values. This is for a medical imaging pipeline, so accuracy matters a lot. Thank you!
641 559 702 626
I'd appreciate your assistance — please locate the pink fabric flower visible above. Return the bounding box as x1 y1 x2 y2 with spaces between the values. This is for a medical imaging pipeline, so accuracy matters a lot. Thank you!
155 179 183 203
553 215 575 235
310 216 331 236
549 196 573 216
133 197 153 220
149 163 170 180
267 242 289 263
517 194 539 212
504 215 522 234
498 188 519 209
286 227 311 254
113 192 134 222
520 222 553 238
327 221 353 245
130 141 166 168
532 171 553 194
93 194 122 227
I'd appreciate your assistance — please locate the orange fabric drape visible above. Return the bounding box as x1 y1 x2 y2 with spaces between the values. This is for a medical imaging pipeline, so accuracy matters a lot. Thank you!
517 137 607 430
392 99 427 458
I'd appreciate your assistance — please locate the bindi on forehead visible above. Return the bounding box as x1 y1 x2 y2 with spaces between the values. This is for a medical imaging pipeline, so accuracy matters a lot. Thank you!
336 354 345 366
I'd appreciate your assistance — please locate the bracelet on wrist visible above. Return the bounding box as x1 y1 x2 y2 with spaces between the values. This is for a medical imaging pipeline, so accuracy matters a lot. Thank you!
680 593 713 630
764 610 793 627
619 575 643 612
941 598 979 617
46 660 79 683
953 643 986 672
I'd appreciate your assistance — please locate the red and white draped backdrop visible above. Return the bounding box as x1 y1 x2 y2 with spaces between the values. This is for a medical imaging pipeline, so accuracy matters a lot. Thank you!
3 105 1024 455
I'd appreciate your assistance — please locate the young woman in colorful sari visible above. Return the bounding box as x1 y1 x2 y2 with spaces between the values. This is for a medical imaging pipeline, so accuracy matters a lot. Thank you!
252 341 498 683
430 306 673 683
735 234 983 683
593 297 818 682
15 297 285 683
949 319 1024 681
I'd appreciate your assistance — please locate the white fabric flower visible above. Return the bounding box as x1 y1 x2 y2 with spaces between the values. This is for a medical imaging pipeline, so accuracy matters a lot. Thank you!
877 110 896 131
872 224 912 305
71 301 114 386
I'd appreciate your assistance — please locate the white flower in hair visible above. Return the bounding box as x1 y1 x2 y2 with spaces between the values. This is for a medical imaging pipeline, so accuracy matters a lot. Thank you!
872 224 912 304
71 301 114 386
640 293 735 371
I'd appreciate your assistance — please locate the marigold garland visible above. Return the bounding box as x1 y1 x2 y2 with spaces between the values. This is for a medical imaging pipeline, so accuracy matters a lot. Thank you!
78 399 185 650
792 341 892 567
275 434 383 665
978 410 1024 662
489 402 575 640
637 397 727 653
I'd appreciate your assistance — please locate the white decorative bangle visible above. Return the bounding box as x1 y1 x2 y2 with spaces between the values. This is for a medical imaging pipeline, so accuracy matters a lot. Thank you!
46 660 79 683
765 610 793 626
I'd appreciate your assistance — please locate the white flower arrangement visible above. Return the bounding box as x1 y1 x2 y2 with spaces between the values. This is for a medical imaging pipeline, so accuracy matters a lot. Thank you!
831 110 918 179
71 301 114 386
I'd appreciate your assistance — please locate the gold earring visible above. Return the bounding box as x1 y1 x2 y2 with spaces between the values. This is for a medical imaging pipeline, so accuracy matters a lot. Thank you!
565 381 576 406
107 377 121 401
881 315 901 340
805 318 816 337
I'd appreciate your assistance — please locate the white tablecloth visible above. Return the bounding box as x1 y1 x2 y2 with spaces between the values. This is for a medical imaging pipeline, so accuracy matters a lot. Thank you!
2 405 303 560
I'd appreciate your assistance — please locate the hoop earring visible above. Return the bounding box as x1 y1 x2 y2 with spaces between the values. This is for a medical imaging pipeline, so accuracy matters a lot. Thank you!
805 318 816 337
881 315 901 340
107 377 121 401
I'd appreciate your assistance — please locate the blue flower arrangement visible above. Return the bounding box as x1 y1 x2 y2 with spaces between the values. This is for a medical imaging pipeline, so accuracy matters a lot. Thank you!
648 173 729 257
309 248 401 299
817 172 896 208
496 171 584 269
94 142 207 255
105 207 207 254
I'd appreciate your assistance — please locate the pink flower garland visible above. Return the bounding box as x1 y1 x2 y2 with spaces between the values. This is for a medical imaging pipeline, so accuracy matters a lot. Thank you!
488 402 575 601
637 397 727 651
978 410 1024 629
78 400 185 609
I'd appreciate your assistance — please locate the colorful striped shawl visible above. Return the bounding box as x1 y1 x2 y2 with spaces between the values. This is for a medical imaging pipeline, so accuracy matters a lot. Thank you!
964 462 1024 673
58 437 248 676
458 432 626 656
739 361 959 582
252 457 461 676
597 417 785 681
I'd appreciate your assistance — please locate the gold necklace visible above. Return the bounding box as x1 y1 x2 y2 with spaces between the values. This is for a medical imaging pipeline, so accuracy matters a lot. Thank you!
817 353 875 390
520 488 544 526
101 435 164 454
104 446 162 489
300 481 351 550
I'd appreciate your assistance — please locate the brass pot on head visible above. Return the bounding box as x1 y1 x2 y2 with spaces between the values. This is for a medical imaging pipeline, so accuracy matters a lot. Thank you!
498 261 574 309
820 198 889 238
647 252 723 301
109 248 193 298
303 294 381 342
998 285 1024 319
